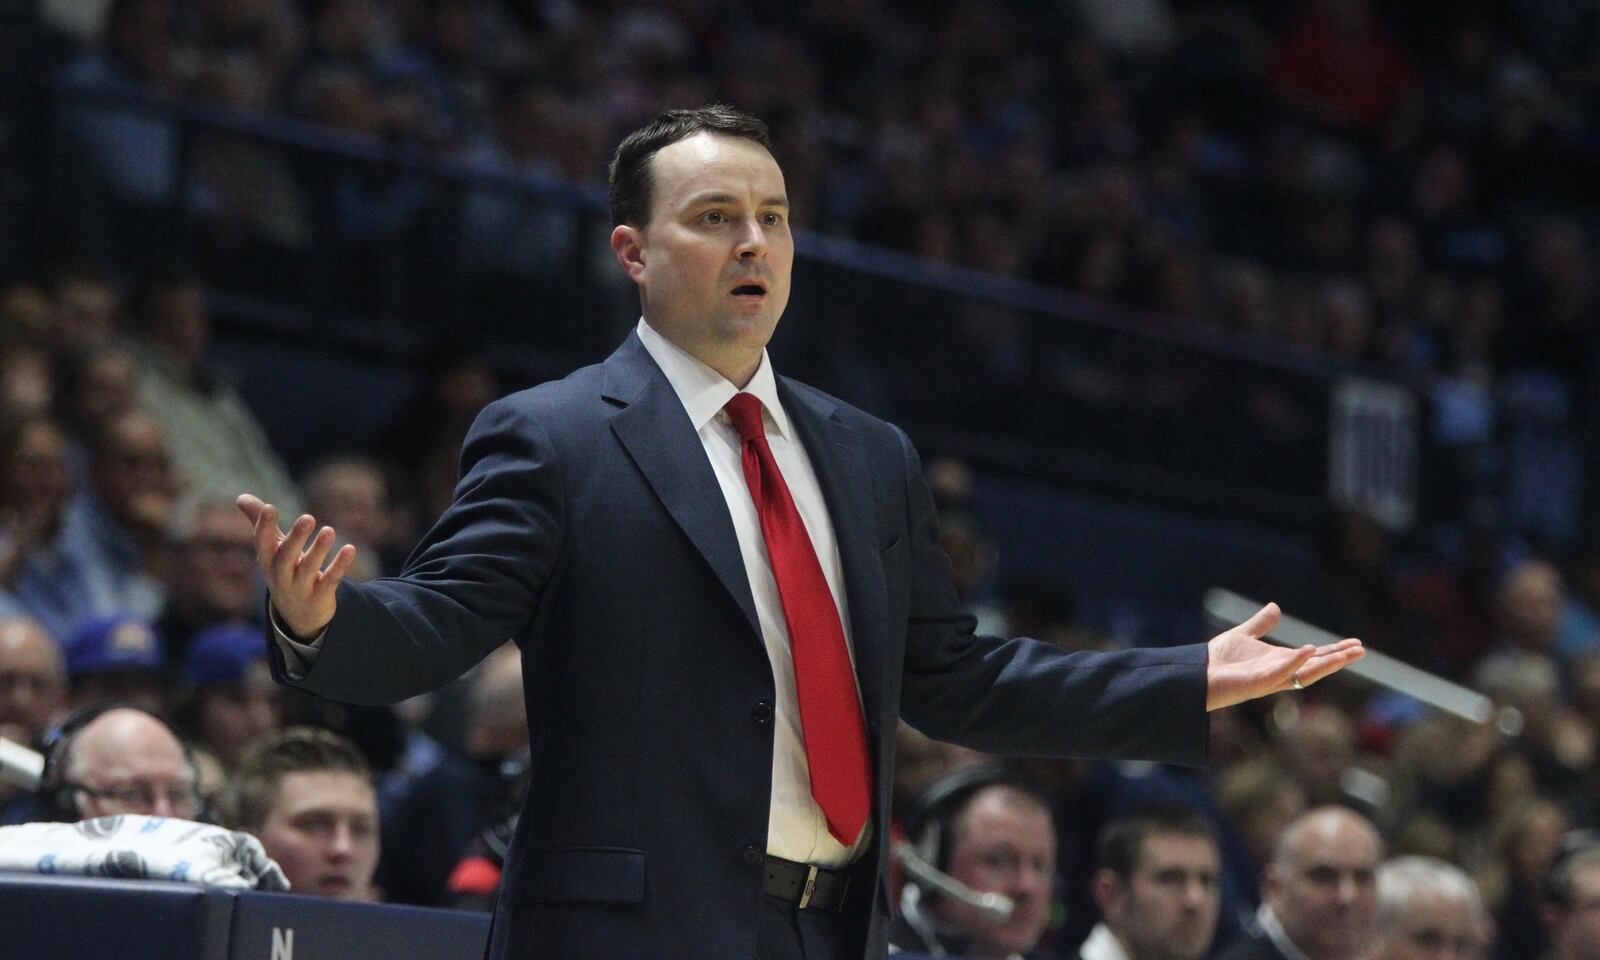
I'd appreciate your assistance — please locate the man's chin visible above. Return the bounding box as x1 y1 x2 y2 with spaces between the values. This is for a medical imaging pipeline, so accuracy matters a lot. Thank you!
316 876 356 898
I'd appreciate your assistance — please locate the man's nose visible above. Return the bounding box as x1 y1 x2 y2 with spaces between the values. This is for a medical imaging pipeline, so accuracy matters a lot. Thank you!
148 792 176 817
328 824 353 860
735 219 767 258
1011 864 1050 898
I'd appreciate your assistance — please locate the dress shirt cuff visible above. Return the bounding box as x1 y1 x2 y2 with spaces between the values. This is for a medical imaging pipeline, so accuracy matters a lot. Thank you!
267 603 326 680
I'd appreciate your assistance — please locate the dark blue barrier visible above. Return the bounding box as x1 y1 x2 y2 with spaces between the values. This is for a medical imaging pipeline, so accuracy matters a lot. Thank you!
0 873 490 960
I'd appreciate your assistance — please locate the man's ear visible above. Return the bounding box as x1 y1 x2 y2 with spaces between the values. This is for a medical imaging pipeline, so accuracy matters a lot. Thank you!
1261 864 1281 905
1090 868 1125 922
611 224 646 282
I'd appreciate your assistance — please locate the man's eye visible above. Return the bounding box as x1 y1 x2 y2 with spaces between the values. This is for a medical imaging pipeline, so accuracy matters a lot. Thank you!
703 211 725 224
295 814 334 834
761 213 783 226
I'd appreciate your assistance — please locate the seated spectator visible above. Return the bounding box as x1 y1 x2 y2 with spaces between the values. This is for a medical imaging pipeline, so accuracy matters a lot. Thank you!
0 616 66 822
303 455 392 580
0 414 78 641
175 623 281 770
124 264 302 515
0 616 65 748
1541 844 1600 960
35 703 202 822
46 263 119 355
377 643 524 906
57 0 180 205
54 342 141 482
1214 761 1308 903
1275 704 1358 809
1370 856 1490 960
1078 806 1221 960
35 409 178 632
64 614 166 715
233 726 380 901
891 765 1061 958
1218 806 1383 960
156 496 263 667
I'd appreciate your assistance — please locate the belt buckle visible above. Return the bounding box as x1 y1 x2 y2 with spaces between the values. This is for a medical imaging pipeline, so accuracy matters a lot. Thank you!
797 864 819 910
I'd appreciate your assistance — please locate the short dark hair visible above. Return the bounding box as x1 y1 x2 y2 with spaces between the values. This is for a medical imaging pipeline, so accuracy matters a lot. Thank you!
232 726 371 830
607 104 771 227
1095 805 1217 880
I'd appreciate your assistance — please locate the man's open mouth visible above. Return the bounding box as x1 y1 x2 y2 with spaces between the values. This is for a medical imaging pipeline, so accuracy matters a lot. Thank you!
730 282 767 297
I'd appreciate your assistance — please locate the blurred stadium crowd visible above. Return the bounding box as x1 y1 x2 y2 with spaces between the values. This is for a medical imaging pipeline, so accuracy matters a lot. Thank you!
5 0 1600 958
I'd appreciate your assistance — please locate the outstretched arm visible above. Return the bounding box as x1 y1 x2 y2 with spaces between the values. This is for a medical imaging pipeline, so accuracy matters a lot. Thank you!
1205 602 1363 711
237 493 358 640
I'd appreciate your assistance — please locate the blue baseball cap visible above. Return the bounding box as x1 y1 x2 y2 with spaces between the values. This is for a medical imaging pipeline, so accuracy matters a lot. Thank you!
183 623 266 688
65 615 165 678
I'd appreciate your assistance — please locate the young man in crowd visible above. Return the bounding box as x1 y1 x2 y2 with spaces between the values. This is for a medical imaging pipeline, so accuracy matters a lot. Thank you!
1079 806 1221 960
233 726 380 901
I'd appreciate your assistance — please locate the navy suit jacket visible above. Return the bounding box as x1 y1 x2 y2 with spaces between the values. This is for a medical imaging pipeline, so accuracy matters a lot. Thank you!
269 332 1209 959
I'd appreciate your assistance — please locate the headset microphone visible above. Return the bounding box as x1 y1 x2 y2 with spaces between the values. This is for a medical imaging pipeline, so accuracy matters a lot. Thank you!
894 840 1014 922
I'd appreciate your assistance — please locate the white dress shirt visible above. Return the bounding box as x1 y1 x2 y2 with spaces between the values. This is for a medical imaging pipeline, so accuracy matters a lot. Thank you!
275 319 870 866
1078 923 1131 960
635 318 869 866
1255 904 1311 960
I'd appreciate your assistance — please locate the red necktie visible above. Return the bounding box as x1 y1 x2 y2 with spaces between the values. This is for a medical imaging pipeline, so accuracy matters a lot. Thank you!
724 392 871 846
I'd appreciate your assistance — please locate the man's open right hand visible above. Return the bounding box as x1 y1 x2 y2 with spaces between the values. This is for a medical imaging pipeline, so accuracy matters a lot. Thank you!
237 493 358 640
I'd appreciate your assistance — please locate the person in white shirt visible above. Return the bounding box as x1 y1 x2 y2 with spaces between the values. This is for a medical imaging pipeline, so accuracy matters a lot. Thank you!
1218 806 1382 960
1079 806 1221 960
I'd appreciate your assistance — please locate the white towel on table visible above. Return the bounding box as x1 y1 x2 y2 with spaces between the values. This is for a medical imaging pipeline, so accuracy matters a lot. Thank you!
0 815 289 891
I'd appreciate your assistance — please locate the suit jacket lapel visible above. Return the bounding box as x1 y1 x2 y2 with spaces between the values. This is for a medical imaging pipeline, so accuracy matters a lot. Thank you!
604 335 762 639
778 378 890 743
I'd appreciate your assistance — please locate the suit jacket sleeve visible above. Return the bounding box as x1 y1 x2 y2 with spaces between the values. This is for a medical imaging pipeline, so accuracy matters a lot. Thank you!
266 397 561 704
890 427 1209 767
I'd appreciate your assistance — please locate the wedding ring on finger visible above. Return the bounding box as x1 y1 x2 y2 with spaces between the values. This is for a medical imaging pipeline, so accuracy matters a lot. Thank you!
1291 673 1304 691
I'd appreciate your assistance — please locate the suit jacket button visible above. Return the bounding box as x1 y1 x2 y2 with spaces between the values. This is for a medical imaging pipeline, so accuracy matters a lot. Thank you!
752 701 774 725
742 845 763 866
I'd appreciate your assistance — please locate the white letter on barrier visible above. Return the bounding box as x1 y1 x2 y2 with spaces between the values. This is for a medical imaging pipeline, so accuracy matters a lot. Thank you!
272 927 294 960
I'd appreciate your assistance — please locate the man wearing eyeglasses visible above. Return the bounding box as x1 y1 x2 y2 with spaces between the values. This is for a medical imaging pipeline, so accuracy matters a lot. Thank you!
47 706 202 821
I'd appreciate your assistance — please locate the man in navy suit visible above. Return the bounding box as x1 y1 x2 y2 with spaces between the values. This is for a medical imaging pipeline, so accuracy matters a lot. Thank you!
237 105 1362 960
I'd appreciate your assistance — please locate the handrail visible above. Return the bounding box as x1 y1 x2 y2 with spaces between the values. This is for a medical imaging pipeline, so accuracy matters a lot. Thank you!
42 74 1391 386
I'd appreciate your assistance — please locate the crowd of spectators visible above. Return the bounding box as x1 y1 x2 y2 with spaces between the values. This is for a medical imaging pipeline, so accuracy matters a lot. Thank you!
23 0 1600 379
0 257 519 905
5 1 1600 958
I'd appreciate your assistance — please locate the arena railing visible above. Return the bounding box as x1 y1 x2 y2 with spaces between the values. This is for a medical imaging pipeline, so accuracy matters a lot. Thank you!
23 77 1435 534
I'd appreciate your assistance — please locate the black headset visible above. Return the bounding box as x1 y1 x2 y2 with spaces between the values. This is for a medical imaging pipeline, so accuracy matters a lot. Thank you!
34 702 204 823
904 762 1053 877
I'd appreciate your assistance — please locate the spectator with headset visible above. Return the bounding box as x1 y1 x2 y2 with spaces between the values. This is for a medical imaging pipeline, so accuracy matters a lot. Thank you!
1077 806 1221 960
890 764 1062 959
34 702 204 822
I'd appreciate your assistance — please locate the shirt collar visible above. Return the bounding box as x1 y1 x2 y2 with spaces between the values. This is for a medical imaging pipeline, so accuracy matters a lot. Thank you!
1256 904 1312 960
635 318 791 439
1079 923 1132 960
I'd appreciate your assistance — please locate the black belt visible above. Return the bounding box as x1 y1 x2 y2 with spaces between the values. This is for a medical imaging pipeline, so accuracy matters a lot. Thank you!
761 855 855 912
